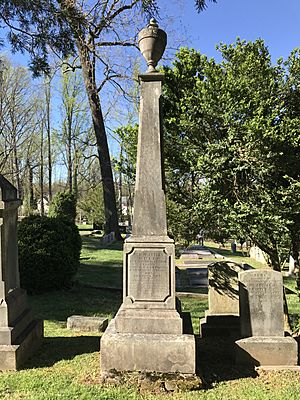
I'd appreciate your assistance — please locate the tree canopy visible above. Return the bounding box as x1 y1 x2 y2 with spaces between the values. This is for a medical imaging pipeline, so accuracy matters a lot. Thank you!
0 0 217 75
162 40 300 273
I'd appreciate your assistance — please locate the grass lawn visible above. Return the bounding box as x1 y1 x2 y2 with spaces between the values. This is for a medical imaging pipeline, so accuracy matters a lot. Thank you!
0 236 299 399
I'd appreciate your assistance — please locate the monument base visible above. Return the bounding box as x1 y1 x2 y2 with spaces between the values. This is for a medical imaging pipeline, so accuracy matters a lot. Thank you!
200 313 240 339
115 308 182 334
100 319 195 375
0 319 43 370
235 336 298 367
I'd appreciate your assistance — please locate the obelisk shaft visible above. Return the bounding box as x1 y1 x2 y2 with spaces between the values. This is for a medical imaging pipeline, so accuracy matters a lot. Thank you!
131 74 168 240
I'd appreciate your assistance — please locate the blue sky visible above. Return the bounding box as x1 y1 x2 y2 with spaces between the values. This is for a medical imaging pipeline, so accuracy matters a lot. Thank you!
2 1 300 165
171 0 300 62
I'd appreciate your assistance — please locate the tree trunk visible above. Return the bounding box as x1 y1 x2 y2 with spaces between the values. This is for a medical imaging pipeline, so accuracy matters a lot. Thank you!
12 138 21 197
67 117 73 192
40 126 45 216
77 42 121 240
45 78 52 201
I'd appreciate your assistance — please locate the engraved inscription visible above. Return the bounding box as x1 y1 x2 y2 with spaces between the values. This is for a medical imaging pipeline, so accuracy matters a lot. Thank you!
127 248 170 302
240 271 284 336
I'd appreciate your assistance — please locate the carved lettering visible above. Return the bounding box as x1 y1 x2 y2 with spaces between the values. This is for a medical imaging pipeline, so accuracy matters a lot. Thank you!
127 248 170 302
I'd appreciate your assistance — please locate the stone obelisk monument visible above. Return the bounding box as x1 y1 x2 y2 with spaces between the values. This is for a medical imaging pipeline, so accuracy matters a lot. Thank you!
101 19 195 375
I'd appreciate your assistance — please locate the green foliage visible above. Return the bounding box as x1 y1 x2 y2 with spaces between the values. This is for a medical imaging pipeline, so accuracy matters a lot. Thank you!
78 185 105 228
48 191 77 223
162 40 300 271
0 1 78 76
18 215 81 294
114 124 138 182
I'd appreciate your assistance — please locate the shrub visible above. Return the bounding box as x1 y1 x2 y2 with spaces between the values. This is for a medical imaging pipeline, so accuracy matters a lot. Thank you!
48 191 77 223
18 215 82 294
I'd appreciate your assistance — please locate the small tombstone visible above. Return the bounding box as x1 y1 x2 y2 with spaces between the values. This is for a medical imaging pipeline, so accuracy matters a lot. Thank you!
236 269 297 367
200 261 251 339
67 315 108 332
0 175 43 370
289 255 296 276
186 268 208 287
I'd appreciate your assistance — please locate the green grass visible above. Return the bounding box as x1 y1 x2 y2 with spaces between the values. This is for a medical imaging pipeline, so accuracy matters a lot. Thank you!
0 235 299 399
77 223 94 230
78 236 123 288
204 241 268 269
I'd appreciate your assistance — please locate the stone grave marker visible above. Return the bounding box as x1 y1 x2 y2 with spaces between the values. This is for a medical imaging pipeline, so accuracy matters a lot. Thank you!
186 268 208 287
236 269 297 367
100 19 195 377
67 315 108 332
200 261 252 339
0 175 43 370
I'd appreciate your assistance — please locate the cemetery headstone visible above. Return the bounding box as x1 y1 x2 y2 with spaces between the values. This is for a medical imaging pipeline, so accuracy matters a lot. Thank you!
235 269 297 367
0 175 43 370
100 19 195 376
200 262 252 339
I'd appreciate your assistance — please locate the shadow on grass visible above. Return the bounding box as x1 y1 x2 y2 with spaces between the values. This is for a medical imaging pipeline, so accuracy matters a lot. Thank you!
206 246 245 259
28 287 122 322
77 264 122 288
196 336 258 386
81 236 123 252
24 335 100 369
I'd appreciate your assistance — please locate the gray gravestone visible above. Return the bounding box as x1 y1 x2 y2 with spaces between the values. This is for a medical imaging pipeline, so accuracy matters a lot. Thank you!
199 262 248 339
239 269 283 337
67 315 108 332
100 20 195 376
0 175 43 370
236 269 297 367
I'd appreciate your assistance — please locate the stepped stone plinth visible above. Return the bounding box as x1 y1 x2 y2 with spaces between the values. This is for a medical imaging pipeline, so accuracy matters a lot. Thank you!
0 175 43 370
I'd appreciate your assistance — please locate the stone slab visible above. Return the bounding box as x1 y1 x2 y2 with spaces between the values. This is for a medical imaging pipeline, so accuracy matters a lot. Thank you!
0 319 43 370
183 260 212 265
180 254 200 260
100 319 195 375
122 241 176 310
208 263 242 315
235 336 298 367
115 308 182 334
239 270 284 337
67 315 108 332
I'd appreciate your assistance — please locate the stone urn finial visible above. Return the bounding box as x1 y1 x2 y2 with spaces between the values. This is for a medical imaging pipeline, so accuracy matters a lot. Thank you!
138 18 167 73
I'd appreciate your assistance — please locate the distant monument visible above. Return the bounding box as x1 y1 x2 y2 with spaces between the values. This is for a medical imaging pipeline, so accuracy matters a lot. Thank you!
0 175 43 370
236 269 297 367
101 19 195 376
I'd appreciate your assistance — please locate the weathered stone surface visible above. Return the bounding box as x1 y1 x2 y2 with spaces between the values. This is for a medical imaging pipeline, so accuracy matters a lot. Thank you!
235 336 298 367
130 74 168 239
122 241 176 310
67 315 108 332
239 269 284 337
199 262 252 339
0 175 43 370
208 262 249 315
100 58 195 375
236 269 298 367
101 319 195 375
0 319 43 370
180 253 200 260
115 308 182 334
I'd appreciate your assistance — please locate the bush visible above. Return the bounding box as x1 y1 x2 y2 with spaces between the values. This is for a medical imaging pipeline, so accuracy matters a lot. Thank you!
18 215 82 294
48 191 77 223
